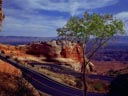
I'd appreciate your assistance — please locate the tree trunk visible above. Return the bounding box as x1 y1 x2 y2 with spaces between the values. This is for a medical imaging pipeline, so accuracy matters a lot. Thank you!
81 44 87 96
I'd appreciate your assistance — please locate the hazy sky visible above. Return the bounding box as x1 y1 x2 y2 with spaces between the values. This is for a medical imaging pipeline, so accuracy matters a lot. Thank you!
0 0 128 37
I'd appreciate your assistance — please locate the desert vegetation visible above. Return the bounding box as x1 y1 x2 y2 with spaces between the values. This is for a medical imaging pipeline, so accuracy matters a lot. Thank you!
87 78 109 93
0 72 40 96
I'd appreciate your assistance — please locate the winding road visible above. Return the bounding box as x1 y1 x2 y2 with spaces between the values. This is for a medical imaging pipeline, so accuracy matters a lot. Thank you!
0 53 114 96
0 53 84 96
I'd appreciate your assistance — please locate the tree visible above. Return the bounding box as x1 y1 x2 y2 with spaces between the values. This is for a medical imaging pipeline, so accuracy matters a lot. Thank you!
57 12 124 96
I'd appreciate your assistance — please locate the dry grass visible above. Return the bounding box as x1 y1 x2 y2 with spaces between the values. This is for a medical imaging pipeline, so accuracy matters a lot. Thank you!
0 60 22 76
38 67 78 87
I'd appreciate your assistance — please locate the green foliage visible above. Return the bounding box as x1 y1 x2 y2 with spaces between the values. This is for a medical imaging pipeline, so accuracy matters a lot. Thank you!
56 12 124 96
57 12 124 44
94 82 105 91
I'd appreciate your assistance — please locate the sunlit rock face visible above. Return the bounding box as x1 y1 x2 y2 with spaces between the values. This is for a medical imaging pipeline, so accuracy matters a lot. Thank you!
0 0 4 28
0 60 22 77
27 40 84 62
27 40 84 71
60 41 84 63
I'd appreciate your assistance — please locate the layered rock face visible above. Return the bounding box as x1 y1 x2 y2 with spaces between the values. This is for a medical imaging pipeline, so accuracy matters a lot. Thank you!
27 40 84 71
0 0 4 28
27 40 84 63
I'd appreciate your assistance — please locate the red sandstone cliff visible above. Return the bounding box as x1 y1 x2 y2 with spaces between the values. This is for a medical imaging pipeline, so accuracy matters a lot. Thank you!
27 40 84 63
26 40 95 72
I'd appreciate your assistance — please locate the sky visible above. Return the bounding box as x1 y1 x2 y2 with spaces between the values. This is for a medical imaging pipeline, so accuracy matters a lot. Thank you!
0 0 128 37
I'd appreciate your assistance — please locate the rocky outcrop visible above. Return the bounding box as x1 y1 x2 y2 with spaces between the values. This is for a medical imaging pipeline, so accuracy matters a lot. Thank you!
0 0 4 28
27 40 84 63
26 40 94 72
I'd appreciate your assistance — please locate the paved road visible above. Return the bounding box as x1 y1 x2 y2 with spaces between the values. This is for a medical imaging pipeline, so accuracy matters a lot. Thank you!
0 54 84 96
87 75 114 82
29 62 114 82
29 62 83 77
0 53 113 96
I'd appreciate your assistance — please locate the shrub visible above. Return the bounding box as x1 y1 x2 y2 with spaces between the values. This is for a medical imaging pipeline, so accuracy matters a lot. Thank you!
94 82 104 91
5 55 11 59
0 50 5 54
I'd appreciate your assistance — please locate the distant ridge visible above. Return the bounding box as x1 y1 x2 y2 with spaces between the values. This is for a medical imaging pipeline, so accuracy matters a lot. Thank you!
0 36 57 45
0 36 128 45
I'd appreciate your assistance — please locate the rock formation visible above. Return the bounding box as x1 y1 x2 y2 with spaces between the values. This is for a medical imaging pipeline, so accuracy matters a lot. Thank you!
27 40 94 72
27 40 84 63
0 0 4 28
